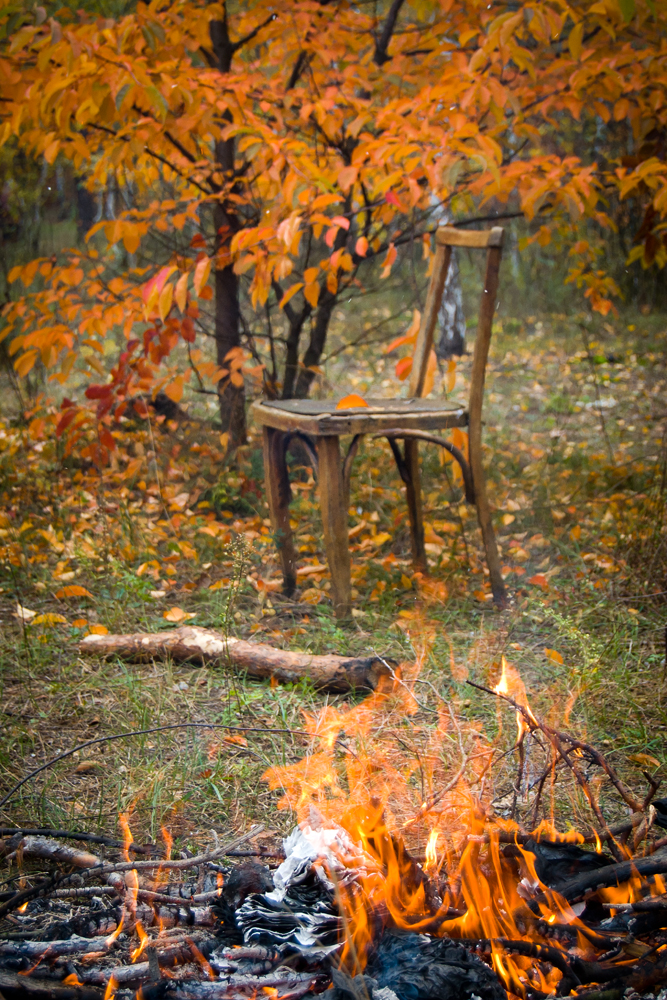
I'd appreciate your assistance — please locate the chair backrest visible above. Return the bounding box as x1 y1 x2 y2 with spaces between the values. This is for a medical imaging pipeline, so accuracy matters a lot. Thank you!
408 225 504 402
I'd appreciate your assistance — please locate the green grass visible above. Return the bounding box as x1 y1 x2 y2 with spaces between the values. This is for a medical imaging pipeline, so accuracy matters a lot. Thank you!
0 311 666 860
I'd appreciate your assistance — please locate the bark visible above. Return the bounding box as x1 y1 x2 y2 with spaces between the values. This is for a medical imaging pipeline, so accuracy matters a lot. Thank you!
436 245 466 359
0 837 101 869
79 627 389 693
210 11 246 449
293 289 338 399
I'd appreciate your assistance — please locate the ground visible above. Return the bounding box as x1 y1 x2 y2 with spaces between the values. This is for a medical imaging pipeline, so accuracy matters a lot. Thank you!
0 310 666 859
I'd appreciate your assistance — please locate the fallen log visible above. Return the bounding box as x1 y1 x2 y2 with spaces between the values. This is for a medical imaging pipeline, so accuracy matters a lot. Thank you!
79 626 390 693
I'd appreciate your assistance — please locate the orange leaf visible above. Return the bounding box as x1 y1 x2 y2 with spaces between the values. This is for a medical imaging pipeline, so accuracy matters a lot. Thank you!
528 574 548 589
544 647 564 664
87 624 109 635
336 394 369 409
385 310 421 353
395 356 412 380
163 606 196 622
303 281 320 308
56 585 93 599
355 236 368 257
193 257 211 298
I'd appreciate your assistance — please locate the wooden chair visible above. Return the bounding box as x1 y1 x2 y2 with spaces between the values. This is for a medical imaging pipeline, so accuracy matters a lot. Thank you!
252 225 506 617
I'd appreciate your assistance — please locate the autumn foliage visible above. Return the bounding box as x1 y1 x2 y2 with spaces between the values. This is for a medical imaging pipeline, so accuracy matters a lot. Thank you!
0 0 665 456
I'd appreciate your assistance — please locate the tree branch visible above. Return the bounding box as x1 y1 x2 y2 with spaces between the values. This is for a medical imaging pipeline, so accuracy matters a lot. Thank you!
374 0 407 65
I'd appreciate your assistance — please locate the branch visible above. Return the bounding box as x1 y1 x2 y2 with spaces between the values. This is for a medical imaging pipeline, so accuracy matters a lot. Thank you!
231 14 276 53
374 0 407 65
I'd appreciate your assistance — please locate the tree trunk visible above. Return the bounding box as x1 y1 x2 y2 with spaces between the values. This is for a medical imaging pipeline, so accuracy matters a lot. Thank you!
210 13 246 449
294 290 338 398
436 244 466 358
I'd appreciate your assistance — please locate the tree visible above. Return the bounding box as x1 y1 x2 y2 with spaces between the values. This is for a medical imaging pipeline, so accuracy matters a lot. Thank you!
0 0 666 459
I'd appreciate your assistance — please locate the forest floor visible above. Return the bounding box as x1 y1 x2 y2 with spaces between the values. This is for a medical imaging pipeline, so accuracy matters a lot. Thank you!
0 311 666 858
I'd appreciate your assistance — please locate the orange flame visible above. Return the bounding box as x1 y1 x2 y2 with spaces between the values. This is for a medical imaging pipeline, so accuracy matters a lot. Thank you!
104 974 118 1000
186 938 215 980
104 915 124 948
63 974 84 986
264 649 662 998
119 812 133 862
131 920 149 962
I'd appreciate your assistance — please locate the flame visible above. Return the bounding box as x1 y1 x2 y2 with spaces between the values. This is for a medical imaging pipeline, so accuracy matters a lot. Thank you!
216 872 224 896
104 915 124 948
424 830 439 874
264 648 662 998
119 812 134 862
131 920 149 962
17 901 29 914
186 938 215 979
63 974 84 986
161 826 173 861
103 974 118 1000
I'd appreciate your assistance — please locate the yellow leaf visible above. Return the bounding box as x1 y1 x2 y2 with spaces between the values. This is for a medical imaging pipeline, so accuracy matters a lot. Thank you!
502 513 515 526
193 257 211 297
422 349 438 396
568 20 584 60
336 394 369 409
32 613 68 626
56 585 93 599
570 524 582 541
219 432 229 451
175 271 189 312
87 624 109 635
158 282 174 322
544 647 564 664
629 753 662 769
71 618 88 628
208 580 225 591
164 606 196 622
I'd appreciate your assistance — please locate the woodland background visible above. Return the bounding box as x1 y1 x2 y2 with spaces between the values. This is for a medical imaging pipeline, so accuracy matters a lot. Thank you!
0 0 666 850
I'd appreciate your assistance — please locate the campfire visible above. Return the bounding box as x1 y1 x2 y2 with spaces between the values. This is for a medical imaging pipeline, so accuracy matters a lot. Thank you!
2 654 667 1000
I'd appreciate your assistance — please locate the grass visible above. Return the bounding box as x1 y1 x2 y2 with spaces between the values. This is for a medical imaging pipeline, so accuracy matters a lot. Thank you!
0 308 666 862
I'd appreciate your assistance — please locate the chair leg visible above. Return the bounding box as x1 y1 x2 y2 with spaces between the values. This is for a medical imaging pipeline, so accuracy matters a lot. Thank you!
472 459 507 608
404 439 427 574
316 435 351 619
262 426 297 596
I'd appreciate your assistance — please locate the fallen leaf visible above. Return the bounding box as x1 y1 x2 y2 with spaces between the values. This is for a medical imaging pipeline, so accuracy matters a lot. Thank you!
629 753 662 769
56 585 93 599
164 606 196 622
150 590 166 598
71 618 88 628
74 760 100 773
528 574 548 589
301 588 323 604
87 624 109 635
544 647 564 664
14 604 36 622
336 394 369 409
32 613 68 626
296 564 328 577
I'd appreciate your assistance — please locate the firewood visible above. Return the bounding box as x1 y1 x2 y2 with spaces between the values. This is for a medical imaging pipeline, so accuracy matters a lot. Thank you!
79 626 390 692
0 970 103 1000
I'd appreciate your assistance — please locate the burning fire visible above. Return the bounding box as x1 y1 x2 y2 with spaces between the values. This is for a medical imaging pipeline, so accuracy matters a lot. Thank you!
264 651 665 998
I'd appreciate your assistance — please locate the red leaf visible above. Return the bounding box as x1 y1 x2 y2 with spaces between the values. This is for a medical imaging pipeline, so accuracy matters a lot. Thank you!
85 384 112 400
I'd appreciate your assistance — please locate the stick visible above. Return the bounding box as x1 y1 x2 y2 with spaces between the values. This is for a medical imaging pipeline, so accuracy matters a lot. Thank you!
79 626 390 692
0 827 262 919
0 829 159 855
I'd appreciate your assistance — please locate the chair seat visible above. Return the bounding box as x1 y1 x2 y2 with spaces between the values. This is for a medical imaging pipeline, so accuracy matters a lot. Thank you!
252 397 467 436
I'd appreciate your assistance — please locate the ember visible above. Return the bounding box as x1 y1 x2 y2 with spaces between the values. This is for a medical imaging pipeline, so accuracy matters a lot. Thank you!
3 660 667 1000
